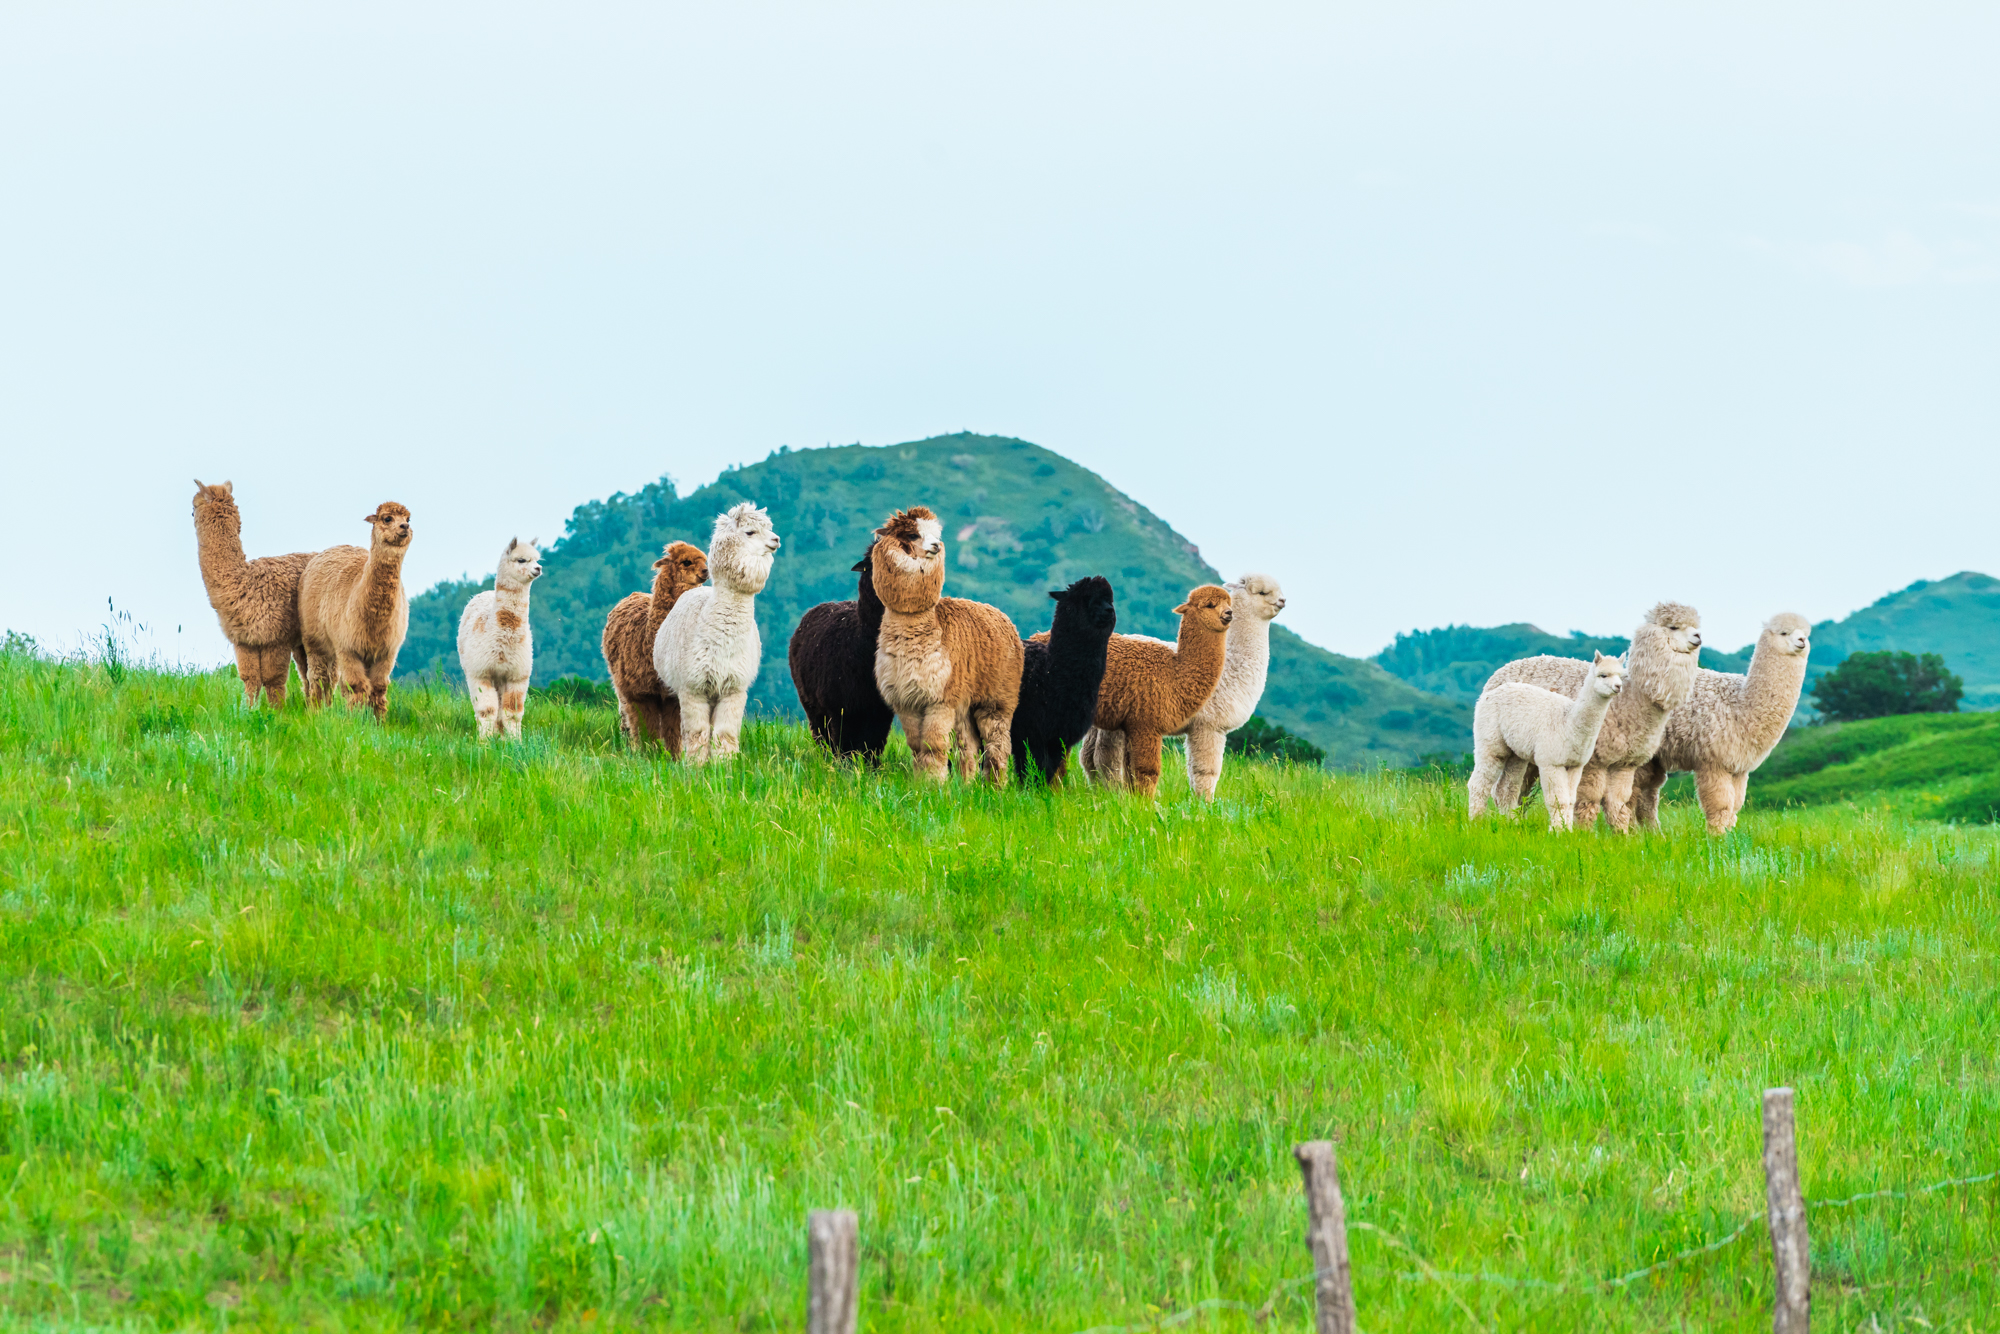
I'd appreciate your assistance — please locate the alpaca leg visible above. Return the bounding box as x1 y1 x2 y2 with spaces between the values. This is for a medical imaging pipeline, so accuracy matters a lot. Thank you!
1631 758 1667 830
470 678 502 739
500 683 527 739
973 705 1014 785
1466 752 1505 818
612 682 646 748
1539 766 1567 830
709 691 748 760
1078 727 1101 778
366 660 393 721
680 696 713 763
1570 764 1608 830
1513 762 1542 810
231 645 264 708
1186 725 1226 800
1096 729 1129 788
901 707 954 781
1126 729 1165 797
952 709 981 780
334 652 371 712
1695 768 1737 834
258 645 293 709
1602 768 1639 833
1492 758 1529 814
659 696 684 759
1730 771 1750 827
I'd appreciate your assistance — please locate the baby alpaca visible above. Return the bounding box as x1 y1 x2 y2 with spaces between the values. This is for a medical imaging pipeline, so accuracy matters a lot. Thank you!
298 502 414 719
457 538 543 740
870 507 1024 783
1081 585 1235 798
1469 652 1626 830
1012 575 1117 785
1483 601 1702 832
788 543 897 762
602 541 709 754
1630 613 1813 833
190 480 317 708
653 504 781 763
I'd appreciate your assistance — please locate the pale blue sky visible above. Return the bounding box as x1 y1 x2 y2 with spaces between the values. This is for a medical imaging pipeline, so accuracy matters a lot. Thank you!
4 2 1996 663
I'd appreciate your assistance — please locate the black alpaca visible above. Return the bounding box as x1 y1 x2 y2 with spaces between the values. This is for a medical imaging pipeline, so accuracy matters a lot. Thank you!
1013 575 1117 785
787 545 896 761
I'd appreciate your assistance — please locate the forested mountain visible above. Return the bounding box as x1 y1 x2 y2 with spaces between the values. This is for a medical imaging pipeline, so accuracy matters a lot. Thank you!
1373 623 1753 704
398 433 1468 767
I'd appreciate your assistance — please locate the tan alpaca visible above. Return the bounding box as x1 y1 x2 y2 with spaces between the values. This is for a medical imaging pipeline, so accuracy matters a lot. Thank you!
298 502 414 719
1077 585 1235 798
870 506 1024 783
601 541 709 754
190 480 317 708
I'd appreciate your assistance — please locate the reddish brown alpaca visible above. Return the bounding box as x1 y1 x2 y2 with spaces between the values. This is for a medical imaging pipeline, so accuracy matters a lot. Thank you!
190 480 316 708
1085 586 1234 797
600 540 709 754
298 503 413 719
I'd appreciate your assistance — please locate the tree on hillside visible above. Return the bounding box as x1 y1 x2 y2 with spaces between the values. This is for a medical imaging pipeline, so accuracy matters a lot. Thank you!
1225 715 1326 765
1810 650 1963 722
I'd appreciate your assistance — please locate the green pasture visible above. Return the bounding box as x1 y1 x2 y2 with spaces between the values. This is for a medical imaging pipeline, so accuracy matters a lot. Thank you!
1 651 1998 1331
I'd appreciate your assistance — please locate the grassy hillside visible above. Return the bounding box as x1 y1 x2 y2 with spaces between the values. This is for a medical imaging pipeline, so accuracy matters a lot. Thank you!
1748 712 2000 822
5 652 2000 1328
399 433 1467 768
1805 571 2000 711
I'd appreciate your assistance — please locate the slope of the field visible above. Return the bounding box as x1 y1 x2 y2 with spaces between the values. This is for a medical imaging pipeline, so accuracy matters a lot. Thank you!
1804 571 2000 710
398 433 1468 767
1749 712 2000 821
5 652 2000 1329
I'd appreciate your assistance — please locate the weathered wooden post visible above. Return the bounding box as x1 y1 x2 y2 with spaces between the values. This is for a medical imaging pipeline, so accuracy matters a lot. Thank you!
1762 1087 1810 1334
807 1209 859 1334
1293 1140 1357 1334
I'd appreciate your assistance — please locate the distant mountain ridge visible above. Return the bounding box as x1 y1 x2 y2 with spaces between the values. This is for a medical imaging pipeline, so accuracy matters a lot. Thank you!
1373 623 1753 705
398 433 1470 767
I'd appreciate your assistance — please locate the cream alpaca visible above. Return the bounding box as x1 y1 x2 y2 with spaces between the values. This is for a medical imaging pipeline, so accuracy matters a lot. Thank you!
869 506 1025 783
1630 613 1813 833
456 538 543 740
1469 652 1626 830
602 541 709 754
653 503 781 763
298 503 414 719
189 480 316 709
1482 601 1702 832
1083 573 1285 799
1078 585 1235 798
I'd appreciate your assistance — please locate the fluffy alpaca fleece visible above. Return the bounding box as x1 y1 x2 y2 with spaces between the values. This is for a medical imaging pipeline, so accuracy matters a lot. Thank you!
1469 652 1626 830
787 543 896 762
602 541 709 755
456 538 543 741
1079 585 1235 798
1482 601 1703 832
1630 613 1813 834
190 480 317 708
1012 576 1117 786
298 502 414 719
653 504 781 763
869 506 1025 783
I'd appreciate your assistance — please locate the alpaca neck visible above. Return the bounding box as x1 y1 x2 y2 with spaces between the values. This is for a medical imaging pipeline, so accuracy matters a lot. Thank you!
707 582 760 633
857 570 885 634
1560 683 1617 757
1169 620 1229 717
1218 611 1274 696
1049 609 1110 670
1743 641 1810 737
195 511 249 594
493 579 531 620
646 572 683 642
354 542 409 625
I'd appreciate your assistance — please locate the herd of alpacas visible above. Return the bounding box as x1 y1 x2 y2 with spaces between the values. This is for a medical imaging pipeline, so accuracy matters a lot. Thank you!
191 479 1812 823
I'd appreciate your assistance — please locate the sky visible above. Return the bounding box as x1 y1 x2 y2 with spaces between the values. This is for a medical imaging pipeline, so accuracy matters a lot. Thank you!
3 1 1997 664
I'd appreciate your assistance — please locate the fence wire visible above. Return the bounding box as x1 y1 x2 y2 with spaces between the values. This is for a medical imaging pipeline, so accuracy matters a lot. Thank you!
1063 1164 2000 1333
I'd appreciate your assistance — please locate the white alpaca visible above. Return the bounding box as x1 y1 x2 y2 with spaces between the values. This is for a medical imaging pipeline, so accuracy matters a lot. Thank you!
1469 652 1626 830
653 503 781 763
1080 574 1285 798
456 537 542 740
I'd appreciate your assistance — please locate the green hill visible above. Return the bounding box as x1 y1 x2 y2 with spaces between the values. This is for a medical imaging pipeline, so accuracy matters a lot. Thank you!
1803 572 2000 711
398 433 1468 767
1373 623 1754 704
1747 712 2000 822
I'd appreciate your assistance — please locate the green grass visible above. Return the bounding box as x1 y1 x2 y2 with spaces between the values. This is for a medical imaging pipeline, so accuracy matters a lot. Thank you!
1750 713 2000 822
3 653 2000 1330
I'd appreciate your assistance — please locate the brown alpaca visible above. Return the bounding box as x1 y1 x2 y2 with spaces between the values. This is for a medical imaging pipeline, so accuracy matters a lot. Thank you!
190 480 317 708
870 506 1024 783
298 502 414 719
600 540 709 754
1078 586 1234 797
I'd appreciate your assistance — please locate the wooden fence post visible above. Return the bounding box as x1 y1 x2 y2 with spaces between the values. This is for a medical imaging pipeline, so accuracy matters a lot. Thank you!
807 1209 858 1334
1293 1140 1358 1334
1762 1088 1810 1334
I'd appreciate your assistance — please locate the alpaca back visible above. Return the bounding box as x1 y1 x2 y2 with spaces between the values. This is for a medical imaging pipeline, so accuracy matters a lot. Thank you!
603 593 661 695
1095 631 1224 733
191 486 315 647
1485 645 1686 770
934 597 1024 710
1475 683 1573 761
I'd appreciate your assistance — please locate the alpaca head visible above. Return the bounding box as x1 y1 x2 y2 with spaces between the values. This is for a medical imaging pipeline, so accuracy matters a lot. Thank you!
707 502 780 593
870 506 947 613
1048 575 1116 637
191 479 240 532
1587 650 1627 699
1226 573 1286 623
1644 601 1702 655
1759 612 1811 658
654 540 709 597
365 502 414 551
496 537 542 591
1173 584 1235 638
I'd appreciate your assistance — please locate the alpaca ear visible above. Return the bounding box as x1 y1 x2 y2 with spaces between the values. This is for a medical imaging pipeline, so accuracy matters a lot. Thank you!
851 557 871 572
221 481 233 495
363 513 378 524
193 478 205 489
1173 601 1192 615
653 556 671 570
1048 589 1065 601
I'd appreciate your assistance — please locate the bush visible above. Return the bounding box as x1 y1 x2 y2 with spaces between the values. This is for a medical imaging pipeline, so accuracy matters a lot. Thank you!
1810 650 1963 722
532 675 620 709
1226 715 1326 766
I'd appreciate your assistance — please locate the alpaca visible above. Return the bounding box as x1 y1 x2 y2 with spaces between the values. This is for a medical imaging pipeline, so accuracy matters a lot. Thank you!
1083 573 1285 799
653 503 781 763
1078 585 1235 798
190 480 317 708
456 538 543 740
602 540 709 754
1482 601 1702 832
1630 613 1813 833
1469 652 1627 830
298 502 414 719
788 543 897 762
869 506 1025 783
1011 575 1117 785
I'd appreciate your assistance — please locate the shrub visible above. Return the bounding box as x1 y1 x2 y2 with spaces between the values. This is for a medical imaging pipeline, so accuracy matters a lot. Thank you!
532 675 620 709
1226 714 1326 766
1811 650 1963 722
